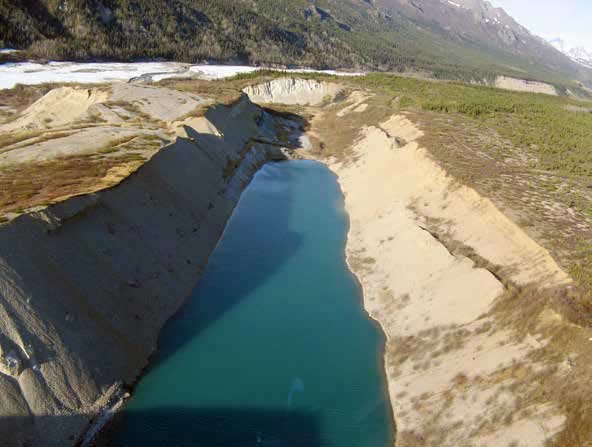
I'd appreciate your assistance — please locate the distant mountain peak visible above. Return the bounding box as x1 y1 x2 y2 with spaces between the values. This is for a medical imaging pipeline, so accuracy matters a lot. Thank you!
548 37 566 52
549 38 592 69
376 0 534 48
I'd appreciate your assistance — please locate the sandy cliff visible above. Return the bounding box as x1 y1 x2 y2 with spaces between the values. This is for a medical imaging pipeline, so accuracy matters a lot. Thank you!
243 78 343 105
0 89 286 446
327 114 570 446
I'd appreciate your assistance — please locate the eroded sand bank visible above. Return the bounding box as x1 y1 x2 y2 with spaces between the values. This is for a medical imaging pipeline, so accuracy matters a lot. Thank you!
0 84 290 446
317 112 571 446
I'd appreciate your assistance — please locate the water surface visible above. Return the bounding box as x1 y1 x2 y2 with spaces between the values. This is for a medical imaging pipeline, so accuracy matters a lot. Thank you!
113 160 394 447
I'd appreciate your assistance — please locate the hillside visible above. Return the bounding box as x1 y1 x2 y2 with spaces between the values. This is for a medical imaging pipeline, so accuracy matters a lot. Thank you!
1 0 592 89
374 0 592 86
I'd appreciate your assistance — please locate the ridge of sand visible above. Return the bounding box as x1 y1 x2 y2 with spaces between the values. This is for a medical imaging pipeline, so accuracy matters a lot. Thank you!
494 76 558 96
110 83 213 122
1 87 110 131
322 113 570 446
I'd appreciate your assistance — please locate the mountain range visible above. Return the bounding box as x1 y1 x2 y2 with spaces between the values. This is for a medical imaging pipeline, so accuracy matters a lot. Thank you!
1 0 591 89
549 37 592 70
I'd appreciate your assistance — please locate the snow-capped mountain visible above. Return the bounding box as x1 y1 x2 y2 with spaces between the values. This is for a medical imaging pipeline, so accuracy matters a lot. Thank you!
375 0 573 64
549 38 592 69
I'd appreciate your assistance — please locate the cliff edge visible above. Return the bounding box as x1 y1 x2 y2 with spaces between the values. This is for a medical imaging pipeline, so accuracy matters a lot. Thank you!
0 84 289 446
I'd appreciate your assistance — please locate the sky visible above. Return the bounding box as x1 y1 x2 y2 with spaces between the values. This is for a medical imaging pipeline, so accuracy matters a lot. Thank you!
489 0 592 49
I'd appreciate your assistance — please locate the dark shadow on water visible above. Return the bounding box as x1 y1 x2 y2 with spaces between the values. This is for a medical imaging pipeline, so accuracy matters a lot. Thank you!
0 407 323 447
99 407 324 447
96 106 309 446
146 161 303 370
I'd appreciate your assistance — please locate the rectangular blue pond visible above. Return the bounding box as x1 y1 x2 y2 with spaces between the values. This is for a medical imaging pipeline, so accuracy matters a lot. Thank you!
111 160 395 447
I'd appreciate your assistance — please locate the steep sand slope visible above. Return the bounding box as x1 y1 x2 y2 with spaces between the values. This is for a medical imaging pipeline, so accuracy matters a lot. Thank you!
324 113 570 446
243 78 343 105
1 87 111 131
0 83 216 224
0 83 208 168
0 91 286 446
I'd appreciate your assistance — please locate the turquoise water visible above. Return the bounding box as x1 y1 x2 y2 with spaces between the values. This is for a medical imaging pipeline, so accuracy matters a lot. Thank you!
112 161 394 447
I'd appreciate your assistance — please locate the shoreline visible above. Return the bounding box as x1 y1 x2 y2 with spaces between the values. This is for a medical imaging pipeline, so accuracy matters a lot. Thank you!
325 161 400 442
343 197 400 444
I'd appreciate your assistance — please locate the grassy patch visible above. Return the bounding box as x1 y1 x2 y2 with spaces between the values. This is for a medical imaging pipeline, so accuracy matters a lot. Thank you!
407 214 592 445
175 105 208 121
0 154 148 216
331 72 592 305
310 93 392 160
159 79 244 106
353 73 592 177
1 129 76 152
95 135 137 153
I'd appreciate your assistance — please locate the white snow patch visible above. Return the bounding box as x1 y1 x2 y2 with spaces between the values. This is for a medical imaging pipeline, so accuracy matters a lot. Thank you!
0 61 364 90
187 65 260 80
0 61 189 89
549 39 592 69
